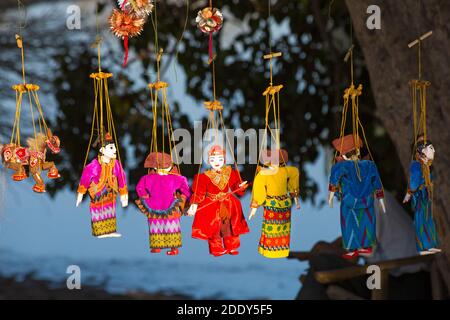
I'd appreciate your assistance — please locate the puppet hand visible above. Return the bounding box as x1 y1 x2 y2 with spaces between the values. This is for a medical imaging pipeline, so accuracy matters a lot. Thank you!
403 193 411 204
294 198 301 210
379 198 386 213
248 207 257 220
239 181 249 189
187 204 198 217
328 192 335 208
76 193 84 207
120 194 129 207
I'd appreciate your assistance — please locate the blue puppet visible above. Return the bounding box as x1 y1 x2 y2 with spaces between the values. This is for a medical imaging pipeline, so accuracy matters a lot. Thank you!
328 135 386 260
403 138 440 255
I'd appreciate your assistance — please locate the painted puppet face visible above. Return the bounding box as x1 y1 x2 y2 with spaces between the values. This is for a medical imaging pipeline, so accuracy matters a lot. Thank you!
157 166 172 175
208 155 225 171
100 143 117 160
422 144 435 161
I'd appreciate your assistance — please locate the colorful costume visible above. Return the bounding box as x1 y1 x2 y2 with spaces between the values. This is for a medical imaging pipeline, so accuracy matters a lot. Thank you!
251 149 300 258
77 157 128 236
407 160 439 251
329 160 384 251
190 166 249 255
136 173 191 251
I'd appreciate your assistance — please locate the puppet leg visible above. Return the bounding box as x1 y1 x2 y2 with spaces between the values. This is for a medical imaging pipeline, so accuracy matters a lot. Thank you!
29 161 46 193
42 161 60 179
224 236 240 255
221 220 240 255
5 162 27 181
359 203 377 250
208 237 227 257
340 203 358 251
414 191 439 252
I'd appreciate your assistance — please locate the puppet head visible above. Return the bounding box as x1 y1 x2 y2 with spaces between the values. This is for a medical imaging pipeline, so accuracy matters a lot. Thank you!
208 145 225 171
46 128 61 154
144 152 173 174
332 135 363 161
260 149 289 167
416 135 435 162
96 132 117 161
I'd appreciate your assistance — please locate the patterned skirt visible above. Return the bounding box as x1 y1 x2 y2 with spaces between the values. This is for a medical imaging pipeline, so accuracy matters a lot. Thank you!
413 189 439 251
90 187 117 237
340 200 376 250
135 198 183 250
258 195 292 259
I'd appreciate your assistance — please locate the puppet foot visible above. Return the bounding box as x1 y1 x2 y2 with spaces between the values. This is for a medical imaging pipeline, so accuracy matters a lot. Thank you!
358 247 373 257
109 232 122 238
428 248 442 253
419 250 435 255
166 248 179 256
228 249 239 255
12 173 27 181
47 168 60 179
342 251 358 260
97 233 121 239
212 250 228 257
151 249 162 253
32 184 46 193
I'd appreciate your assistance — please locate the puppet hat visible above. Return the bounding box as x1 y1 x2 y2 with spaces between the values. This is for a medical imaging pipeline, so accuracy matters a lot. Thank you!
208 145 225 157
144 152 173 169
92 131 114 149
260 149 289 165
332 134 363 154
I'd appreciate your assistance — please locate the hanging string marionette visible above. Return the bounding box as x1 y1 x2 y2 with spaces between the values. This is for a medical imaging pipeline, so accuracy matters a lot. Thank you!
134 1 191 256
0 6 61 194
327 43 386 260
247 0 300 260
109 0 153 67
75 25 128 239
402 31 441 255
187 1 249 257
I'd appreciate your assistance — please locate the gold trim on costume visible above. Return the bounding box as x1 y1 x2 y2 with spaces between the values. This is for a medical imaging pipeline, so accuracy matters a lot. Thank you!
88 158 119 197
204 165 232 190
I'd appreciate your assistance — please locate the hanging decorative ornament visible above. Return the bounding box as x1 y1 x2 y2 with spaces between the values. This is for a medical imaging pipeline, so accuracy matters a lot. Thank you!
109 0 150 67
75 31 129 238
403 31 441 255
187 2 248 257
196 7 223 33
117 0 154 18
248 0 300 259
327 45 386 261
196 6 223 61
109 8 145 38
0 34 61 194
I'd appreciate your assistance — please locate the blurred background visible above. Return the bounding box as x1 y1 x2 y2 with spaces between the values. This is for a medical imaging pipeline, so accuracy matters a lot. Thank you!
0 0 449 299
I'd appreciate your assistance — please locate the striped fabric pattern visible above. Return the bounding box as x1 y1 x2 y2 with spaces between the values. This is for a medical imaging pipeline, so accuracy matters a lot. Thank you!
258 195 292 259
340 198 376 250
90 186 117 236
413 188 439 251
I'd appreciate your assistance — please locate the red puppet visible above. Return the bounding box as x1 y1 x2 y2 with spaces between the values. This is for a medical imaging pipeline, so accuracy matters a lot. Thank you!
187 145 249 257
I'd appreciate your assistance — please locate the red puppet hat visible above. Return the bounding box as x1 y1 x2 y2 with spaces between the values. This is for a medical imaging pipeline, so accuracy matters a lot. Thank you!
144 152 173 169
208 145 226 157
332 134 363 155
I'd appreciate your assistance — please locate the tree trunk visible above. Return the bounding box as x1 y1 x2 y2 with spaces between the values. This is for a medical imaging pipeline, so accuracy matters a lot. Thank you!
345 0 450 296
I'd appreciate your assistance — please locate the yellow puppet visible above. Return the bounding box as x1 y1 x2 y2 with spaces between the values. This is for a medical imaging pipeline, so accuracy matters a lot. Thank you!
249 150 300 258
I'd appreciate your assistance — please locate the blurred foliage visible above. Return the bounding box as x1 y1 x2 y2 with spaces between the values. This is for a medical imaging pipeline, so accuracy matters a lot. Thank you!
2 0 406 204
